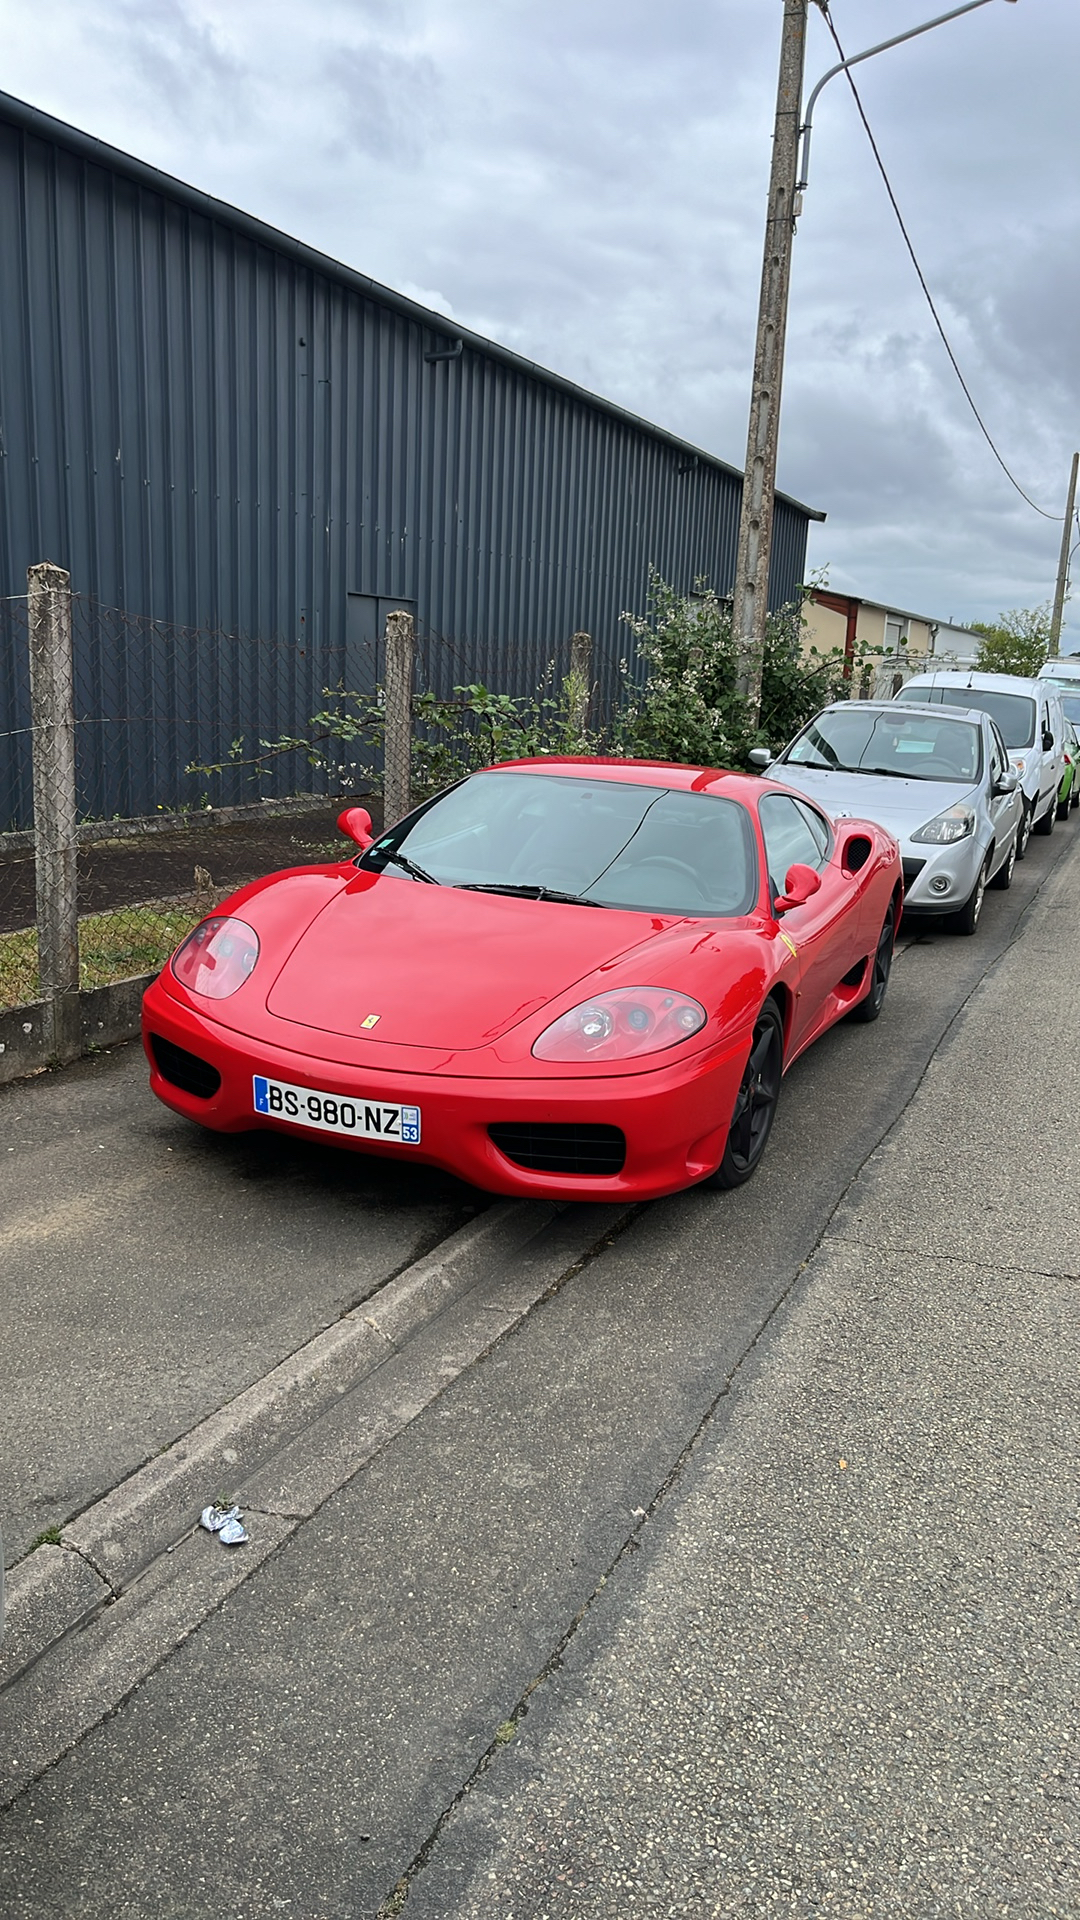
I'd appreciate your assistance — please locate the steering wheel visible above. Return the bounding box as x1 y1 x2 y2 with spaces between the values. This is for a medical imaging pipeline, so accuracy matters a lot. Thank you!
633 856 701 883
909 758 965 778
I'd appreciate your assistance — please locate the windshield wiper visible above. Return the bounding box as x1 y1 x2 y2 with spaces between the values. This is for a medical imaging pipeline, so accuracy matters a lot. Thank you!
846 765 916 780
456 882 606 907
377 850 442 884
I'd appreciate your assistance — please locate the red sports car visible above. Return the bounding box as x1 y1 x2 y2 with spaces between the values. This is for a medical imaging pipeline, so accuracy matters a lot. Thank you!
142 758 902 1200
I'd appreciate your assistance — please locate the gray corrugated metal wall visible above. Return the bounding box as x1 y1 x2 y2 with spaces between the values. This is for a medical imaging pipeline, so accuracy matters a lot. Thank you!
0 91 821 826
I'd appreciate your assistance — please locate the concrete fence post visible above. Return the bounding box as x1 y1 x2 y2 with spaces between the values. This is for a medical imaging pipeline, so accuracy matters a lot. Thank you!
568 630 592 744
28 561 81 1060
382 609 415 826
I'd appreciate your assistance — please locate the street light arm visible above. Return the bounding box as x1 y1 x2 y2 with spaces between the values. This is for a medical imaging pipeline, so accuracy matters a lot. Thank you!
797 0 1013 193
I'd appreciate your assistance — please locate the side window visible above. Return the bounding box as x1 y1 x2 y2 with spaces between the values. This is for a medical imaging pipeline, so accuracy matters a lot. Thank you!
793 799 832 863
759 794 829 894
988 722 1007 786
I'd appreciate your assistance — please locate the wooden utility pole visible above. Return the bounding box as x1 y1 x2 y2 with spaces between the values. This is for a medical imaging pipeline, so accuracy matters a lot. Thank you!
733 0 810 720
1049 451 1078 656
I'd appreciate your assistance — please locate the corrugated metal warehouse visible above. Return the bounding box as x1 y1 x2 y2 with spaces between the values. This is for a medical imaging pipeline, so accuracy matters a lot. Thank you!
0 88 824 825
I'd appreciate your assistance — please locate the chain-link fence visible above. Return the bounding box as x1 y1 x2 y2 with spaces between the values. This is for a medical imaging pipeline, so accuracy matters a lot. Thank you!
0 567 613 1031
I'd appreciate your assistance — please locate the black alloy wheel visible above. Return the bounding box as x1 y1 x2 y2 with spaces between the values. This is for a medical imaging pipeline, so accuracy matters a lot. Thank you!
1016 801 1033 860
989 830 1017 891
849 902 896 1023
710 1000 784 1189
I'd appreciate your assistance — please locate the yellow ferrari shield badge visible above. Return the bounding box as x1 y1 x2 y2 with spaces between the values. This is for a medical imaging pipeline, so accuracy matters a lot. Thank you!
361 1013 381 1029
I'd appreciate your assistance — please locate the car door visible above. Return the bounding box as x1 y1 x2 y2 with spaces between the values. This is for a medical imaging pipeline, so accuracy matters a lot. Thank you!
986 719 1020 868
758 792 865 1056
1042 693 1066 810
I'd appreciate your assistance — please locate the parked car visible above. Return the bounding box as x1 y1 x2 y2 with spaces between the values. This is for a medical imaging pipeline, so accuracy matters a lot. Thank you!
1057 718 1080 820
1038 661 1080 758
891 669 1066 856
752 700 1022 935
142 759 902 1199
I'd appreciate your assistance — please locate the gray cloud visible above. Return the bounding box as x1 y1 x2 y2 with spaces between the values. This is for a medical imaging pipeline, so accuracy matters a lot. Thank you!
3 0 1078 638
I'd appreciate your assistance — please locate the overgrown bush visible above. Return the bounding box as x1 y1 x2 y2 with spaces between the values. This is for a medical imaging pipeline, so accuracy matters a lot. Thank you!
616 570 853 766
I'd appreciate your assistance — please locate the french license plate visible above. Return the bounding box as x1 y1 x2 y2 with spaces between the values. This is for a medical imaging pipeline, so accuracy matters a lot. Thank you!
253 1074 421 1144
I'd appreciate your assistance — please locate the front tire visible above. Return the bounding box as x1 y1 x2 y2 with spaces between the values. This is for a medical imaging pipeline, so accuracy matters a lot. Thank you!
708 1000 784 1189
989 831 1017 891
1034 795 1056 835
849 902 896 1023
1016 801 1033 860
947 855 990 935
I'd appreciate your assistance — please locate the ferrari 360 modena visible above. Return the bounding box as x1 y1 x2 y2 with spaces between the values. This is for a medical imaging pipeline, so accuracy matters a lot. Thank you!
142 758 902 1200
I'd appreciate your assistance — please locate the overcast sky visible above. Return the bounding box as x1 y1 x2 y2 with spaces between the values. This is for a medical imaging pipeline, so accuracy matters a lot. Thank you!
4 0 1078 641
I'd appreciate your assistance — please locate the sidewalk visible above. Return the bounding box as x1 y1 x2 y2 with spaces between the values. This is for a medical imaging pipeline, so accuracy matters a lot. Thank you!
408 853 1080 1914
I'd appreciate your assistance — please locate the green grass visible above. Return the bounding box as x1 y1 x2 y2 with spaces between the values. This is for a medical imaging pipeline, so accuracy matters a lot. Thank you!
0 902 201 1011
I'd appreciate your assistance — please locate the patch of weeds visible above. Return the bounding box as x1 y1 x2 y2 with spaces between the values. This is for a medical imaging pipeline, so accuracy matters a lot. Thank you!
494 1719 517 1745
0 901 203 1011
31 1525 63 1550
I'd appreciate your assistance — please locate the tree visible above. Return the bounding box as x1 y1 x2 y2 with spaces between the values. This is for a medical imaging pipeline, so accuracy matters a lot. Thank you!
971 605 1051 678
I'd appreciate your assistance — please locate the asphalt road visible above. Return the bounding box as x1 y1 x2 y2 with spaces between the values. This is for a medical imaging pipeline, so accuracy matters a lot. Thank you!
1 822 1077 1917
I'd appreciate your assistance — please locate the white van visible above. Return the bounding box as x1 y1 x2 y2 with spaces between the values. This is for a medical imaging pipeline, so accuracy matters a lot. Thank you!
891 670 1066 856
1038 659 1080 734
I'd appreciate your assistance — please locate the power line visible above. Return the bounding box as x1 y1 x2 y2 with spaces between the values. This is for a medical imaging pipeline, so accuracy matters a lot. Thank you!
820 7 1063 523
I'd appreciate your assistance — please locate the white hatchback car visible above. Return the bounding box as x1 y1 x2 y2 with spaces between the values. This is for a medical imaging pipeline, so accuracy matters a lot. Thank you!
755 700 1023 934
892 670 1065 857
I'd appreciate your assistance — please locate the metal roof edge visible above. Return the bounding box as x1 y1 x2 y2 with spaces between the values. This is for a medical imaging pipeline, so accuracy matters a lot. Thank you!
0 87 826 525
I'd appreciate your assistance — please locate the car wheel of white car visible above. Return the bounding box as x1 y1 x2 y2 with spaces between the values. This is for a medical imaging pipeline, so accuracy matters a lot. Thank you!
1034 796 1056 836
948 855 990 936
1016 802 1033 860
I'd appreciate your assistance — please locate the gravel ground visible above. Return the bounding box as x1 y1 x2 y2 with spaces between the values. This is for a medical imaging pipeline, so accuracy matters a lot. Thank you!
407 856 1080 1918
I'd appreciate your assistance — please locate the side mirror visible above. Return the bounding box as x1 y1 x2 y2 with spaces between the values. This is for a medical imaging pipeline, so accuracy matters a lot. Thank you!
337 805 375 849
993 769 1019 795
774 862 822 914
1043 729 1055 751
748 747 773 771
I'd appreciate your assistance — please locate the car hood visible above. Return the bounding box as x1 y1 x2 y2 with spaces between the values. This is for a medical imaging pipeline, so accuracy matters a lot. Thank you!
774 765 978 838
265 870 673 1049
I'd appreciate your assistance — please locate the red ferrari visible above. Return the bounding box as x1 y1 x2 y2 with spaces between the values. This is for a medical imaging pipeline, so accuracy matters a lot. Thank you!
142 759 902 1200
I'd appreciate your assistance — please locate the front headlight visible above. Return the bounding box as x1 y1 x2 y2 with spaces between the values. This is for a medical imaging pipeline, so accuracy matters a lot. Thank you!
171 916 260 998
532 986 707 1063
910 803 976 846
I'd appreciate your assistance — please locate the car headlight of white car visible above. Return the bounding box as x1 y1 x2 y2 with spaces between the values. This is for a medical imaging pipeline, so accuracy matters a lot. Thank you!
910 802 976 846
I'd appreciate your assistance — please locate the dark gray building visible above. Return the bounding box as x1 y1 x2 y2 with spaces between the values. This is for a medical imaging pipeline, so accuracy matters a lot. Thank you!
0 88 824 824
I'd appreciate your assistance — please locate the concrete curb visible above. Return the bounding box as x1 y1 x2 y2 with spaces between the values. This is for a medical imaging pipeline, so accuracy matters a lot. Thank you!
0 1199 559 1691
0 974 154 1087
0 1192 633 1807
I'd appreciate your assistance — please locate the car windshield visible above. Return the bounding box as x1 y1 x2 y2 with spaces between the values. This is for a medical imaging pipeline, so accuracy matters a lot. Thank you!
783 709 981 782
1055 692 1080 726
894 684 1036 749
361 770 759 916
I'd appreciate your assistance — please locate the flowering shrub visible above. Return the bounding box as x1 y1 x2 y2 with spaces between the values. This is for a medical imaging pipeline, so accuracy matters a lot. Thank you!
616 570 853 768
